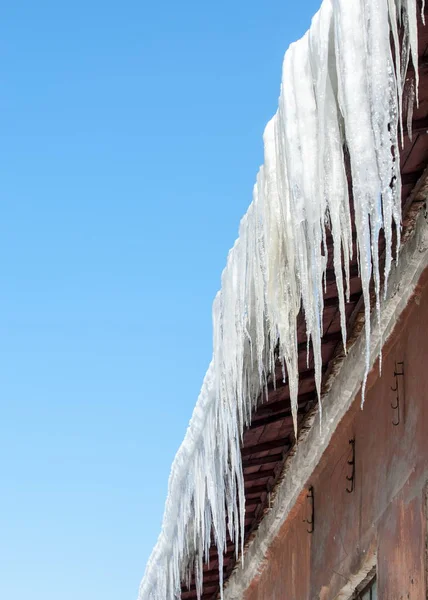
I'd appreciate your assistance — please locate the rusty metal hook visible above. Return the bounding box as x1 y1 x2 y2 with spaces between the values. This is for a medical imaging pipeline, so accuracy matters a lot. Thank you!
302 486 314 533
391 361 404 426
346 439 355 494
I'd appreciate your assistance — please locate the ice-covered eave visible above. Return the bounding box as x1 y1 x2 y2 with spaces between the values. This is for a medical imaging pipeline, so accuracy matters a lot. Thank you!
223 169 428 599
139 1 421 599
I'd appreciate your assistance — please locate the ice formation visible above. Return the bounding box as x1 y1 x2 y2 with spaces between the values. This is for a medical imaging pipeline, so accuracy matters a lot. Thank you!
139 1 420 598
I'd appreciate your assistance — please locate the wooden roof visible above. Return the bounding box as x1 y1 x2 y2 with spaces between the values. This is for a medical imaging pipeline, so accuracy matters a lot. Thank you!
181 7 428 599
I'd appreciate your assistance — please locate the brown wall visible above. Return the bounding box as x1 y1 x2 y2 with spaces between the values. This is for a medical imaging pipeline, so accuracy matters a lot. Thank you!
244 268 428 600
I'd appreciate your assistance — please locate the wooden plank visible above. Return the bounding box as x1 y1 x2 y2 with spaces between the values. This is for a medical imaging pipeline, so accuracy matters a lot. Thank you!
244 469 275 481
242 453 284 468
245 484 269 494
240 438 289 457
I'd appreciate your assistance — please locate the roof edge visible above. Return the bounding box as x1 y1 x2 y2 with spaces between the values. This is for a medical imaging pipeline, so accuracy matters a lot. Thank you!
223 179 428 599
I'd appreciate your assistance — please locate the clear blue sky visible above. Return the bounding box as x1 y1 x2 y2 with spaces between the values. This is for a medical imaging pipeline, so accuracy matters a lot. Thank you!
0 2 320 599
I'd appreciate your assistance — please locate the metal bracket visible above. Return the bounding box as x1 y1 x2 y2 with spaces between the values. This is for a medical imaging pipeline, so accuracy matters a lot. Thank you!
303 486 314 533
391 361 404 426
346 438 355 494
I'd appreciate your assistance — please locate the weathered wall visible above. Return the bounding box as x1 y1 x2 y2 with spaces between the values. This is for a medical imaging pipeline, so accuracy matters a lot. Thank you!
244 268 428 600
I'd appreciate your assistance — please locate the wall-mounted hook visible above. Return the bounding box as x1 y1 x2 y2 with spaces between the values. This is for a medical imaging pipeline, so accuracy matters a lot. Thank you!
346 439 355 494
391 361 404 426
302 486 314 533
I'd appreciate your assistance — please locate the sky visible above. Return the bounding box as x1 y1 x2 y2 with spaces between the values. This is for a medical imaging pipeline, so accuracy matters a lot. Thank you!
0 1 321 599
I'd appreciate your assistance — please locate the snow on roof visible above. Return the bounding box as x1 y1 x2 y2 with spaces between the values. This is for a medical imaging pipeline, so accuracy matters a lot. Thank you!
139 1 419 598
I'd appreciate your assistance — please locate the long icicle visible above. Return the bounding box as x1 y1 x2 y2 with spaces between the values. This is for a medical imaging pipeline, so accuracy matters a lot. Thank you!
139 1 419 598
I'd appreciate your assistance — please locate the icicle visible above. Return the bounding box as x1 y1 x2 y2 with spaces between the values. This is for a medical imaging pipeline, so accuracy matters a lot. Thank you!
139 1 419 598
406 76 416 141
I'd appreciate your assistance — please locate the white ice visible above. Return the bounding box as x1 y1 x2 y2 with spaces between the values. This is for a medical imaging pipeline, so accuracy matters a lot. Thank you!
139 1 419 598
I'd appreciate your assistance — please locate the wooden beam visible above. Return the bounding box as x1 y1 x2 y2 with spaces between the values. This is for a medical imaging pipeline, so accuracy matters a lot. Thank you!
249 406 307 430
325 262 359 284
269 364 327 393
324 291 360 308
184 582 218 594
241 437 289 457
242 452 284 468
245 484 269 494
208 544 234 558
201 567 227 579
243 469 275 481
256 390 316 414
297 330 342 353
